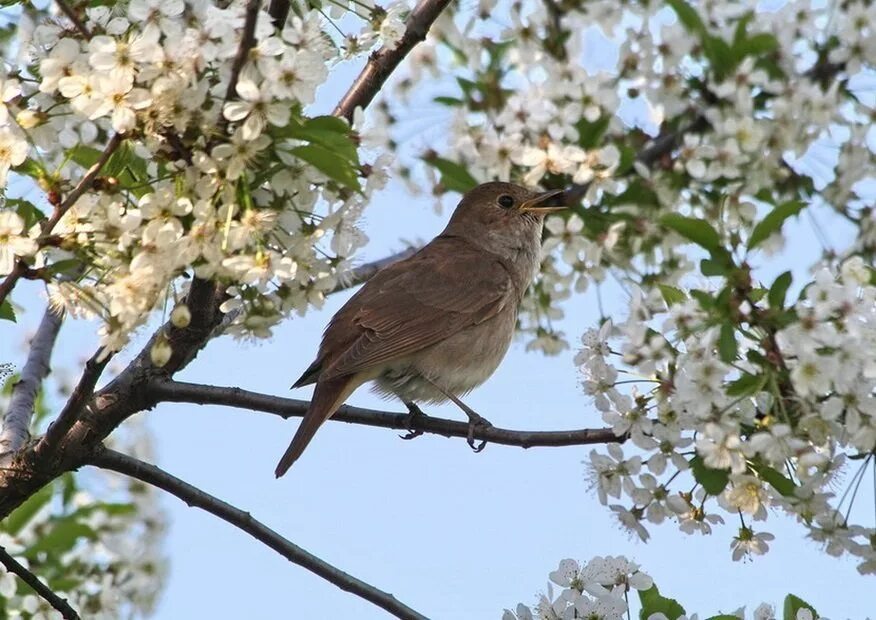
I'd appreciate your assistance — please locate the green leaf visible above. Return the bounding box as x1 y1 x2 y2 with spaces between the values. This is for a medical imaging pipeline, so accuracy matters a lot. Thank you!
105 143 150 194
754 463 796 497
434 96 463 106
287 115 359 163
704 35 735 79
576 115 611 149
26 519 96 555
638 584 686 620
661 214 722 253
3 486 53 535
665 0 705 34
726 372 766 397
658 284 687 306
768 271 793 310
424 156 478 194
690 455 730 494
748 200 806 250
0 300 15 323
68 145 102 169
7 199 46 229
783 594 818 620
700 257 732 277
46 259 83 277
291 144 361 190
718 323 737 362
690 289 715 310
12 158 46 181
736 32 779 58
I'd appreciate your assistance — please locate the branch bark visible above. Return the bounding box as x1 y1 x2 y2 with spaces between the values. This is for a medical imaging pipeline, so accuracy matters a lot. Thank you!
0 309 63 460
90 448 429 620
334 0 453 121
0 545 81 619
148 380 622 448
33 350 111 461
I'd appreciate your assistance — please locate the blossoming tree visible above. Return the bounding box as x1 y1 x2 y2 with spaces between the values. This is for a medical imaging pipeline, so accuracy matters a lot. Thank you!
0 0 873 616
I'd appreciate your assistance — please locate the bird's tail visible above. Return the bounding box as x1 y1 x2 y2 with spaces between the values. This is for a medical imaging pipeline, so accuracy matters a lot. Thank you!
274 375 358 477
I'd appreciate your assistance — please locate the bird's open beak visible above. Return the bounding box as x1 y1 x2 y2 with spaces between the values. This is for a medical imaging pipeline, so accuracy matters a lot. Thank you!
518 189 567 213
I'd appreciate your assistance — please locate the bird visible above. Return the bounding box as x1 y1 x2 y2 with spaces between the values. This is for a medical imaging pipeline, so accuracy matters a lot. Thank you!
275 181 568 477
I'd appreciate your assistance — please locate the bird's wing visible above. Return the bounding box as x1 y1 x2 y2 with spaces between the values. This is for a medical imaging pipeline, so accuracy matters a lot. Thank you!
319 237 514 380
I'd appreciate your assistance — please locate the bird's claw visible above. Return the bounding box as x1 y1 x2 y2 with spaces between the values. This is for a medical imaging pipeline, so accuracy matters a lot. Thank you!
465 412 492 453
399 402 427 441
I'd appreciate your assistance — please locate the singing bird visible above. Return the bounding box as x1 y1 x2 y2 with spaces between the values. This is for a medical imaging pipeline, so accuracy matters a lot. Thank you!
275 181 568 477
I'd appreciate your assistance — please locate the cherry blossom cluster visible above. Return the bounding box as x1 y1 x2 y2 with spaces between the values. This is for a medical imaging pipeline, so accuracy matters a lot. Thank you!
505 556 821 619
579 257 876 574
502 556 653 620
379 0 874 353
0 0 407 352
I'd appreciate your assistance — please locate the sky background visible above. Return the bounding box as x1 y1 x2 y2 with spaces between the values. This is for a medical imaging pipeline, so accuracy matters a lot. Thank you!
2 5 875 619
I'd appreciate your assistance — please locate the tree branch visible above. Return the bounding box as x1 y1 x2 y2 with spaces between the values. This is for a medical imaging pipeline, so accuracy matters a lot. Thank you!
90 448 429 620
0 545 80 619
0 133 123 308
0 308 63 460
216 0 261 139
334 0 453 122
54 0 91 38
33 350 111 462
148 380 622 448
333 247 417 293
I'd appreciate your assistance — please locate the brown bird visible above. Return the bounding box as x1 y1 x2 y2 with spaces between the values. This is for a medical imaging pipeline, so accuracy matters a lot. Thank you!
275 181 568 477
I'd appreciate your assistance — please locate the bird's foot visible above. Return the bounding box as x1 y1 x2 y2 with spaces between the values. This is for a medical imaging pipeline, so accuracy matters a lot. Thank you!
464 411 493 453
399 401 428 441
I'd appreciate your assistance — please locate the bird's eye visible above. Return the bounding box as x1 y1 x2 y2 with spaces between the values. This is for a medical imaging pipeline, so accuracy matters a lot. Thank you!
497 194 515 209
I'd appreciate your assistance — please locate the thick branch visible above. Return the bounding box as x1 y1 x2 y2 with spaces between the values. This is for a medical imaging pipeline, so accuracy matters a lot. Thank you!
0 309 63 459
0 545 80 619
91 448 429 620
149 380 622 448
333 0 453 121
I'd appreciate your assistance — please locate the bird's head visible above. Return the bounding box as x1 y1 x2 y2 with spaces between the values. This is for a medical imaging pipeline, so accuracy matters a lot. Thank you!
443 182 568 253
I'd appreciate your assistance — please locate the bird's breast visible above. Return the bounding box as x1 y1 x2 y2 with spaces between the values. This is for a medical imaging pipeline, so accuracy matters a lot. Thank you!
371 304 519 404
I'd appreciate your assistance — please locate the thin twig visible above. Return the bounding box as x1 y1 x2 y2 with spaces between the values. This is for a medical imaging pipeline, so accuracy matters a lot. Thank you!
216 0 262 139
0 133 123 308
0 545 81 619
0 308 63 460
34 350 112 461
148 380 622 448
333 247 417 293
90 448 430 620
54 0 91 38
334 0 453 121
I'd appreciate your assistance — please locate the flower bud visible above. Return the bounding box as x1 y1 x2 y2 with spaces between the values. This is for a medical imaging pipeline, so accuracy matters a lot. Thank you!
170 304 191 328
16 109 43 129
150 336 172 367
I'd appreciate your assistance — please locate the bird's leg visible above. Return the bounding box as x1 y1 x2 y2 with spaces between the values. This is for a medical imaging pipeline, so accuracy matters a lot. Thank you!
422 379 492 452
399 400 427 440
